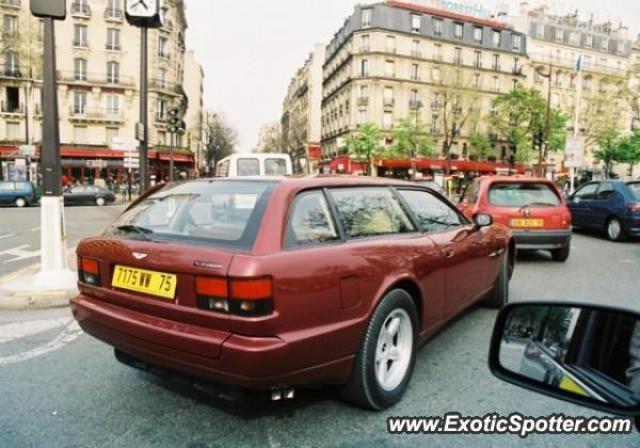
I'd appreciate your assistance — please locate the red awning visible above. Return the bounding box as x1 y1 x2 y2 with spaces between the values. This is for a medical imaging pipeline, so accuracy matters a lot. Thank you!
378 158 526 174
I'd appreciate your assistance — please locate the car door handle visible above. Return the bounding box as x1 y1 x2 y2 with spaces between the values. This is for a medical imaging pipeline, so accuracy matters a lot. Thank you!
489 249 504 259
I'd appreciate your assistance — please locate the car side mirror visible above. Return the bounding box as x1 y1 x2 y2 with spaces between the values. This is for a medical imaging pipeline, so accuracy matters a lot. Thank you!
489 302 640 419
473 213 492 229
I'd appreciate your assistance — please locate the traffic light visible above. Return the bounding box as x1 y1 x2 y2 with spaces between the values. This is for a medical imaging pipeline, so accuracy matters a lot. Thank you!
168 108 181 134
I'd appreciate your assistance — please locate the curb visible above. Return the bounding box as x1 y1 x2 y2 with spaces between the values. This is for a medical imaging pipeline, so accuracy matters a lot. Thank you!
0 289 77 310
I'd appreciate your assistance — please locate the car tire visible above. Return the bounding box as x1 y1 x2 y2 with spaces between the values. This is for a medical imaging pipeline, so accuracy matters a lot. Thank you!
606 217 627 242
339 289 418 410
551 244 570 262
96 197 106 207
482 254 509 309
15 197 26 208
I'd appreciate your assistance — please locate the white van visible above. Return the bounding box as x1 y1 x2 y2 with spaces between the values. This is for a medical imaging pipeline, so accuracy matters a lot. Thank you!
215 153 293 177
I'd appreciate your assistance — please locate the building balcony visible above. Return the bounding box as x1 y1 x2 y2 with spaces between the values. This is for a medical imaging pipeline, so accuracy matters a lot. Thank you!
0 0 20 8
409 100 423 110
530 53 626 77
72 40 89 49
1 102 24 115
0 64 27 79
104 8 124 22
71 2 91 18
149 78 183 95
69 107 124 124
57 71 135 89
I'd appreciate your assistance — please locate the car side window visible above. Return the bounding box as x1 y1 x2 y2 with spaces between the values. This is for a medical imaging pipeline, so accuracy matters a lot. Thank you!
399 189 463 232
0 182 16 191
265 159 287 176
237 158 260 176
595 182 615 201
574 183 598 200
286 191 340 246
329 187 416 239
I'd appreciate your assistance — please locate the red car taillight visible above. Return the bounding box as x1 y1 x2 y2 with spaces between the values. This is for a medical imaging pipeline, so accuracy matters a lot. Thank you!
79 257 100 286
628 203 640 213
196 276 273 317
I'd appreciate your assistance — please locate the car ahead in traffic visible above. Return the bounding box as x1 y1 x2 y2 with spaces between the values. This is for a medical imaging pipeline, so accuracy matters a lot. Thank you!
0 180 37 207
71 176 514 410
567 180 640 242
63 185 116 206
458 176 572 262
215 153 293 177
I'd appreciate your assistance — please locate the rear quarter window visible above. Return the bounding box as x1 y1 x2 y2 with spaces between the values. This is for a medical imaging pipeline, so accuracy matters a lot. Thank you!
489 182 561 207
286 191 340 247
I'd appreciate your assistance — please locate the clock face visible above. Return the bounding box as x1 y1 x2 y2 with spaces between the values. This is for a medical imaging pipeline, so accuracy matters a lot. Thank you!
126 0 157 18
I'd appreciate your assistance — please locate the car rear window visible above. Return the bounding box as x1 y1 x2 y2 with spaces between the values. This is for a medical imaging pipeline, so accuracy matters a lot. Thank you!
237 158 260 176
265 158 287 176
628 182 640 201
489 182 561 207
107 180 275 251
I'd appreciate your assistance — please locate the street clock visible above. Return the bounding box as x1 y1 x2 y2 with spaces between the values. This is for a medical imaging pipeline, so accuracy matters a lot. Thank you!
125 0 164 28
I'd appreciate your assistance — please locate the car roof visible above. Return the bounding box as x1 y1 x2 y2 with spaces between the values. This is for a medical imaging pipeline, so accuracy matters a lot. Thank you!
478 176 553 184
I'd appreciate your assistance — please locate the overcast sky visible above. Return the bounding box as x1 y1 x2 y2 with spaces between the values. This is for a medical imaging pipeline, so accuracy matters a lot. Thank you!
185 0 640 152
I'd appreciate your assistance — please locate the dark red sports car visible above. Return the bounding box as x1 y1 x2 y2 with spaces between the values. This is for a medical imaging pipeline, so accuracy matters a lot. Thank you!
71 176 514 409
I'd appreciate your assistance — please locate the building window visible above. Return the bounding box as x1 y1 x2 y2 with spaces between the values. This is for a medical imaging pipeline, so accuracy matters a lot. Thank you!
74 58 87 81
454 70 462 85
555 28 564 42
73 24 88 47
384 86 394 103
433 43 442 61
454 22 463 39
512 34 522 52
158 36 169 58
383 111 393 129
106 94 120 114
360 59 369 76
361 34 370 51
106 127 119 145
431 115 438 133
358 109 367 124
386 35 395 53
4 51 19 76
492 54 500 71
492 30 501 47
73 91 87 114
473 27 482 43
411 14 421 33
493 76 500 92
585 34 593 48
106 61 119 84
432 18 443 36
385 60 395 77
473 50 482 68
156 98 166 120
359 85 368 98
411 63 419 80
3 15 18 36
454 47 462 65
412 39 420 56
362 9 372 27
410 89 418 103
432 67 441 83
569 32 580 46
473 73 481 88
512 79 519 91
601 38 609 52
73 126 88 144
513 57 520 73
106 28 121 51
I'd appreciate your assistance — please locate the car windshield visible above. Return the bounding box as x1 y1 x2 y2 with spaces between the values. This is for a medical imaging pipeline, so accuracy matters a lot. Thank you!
106 180 275 251
489 182 561 207
627 182 640 201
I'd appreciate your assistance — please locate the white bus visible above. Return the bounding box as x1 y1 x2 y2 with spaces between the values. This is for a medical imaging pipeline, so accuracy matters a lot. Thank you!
215 153 293 178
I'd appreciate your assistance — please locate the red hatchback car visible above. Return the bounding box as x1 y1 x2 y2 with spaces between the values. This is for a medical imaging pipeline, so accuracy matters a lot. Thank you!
71 177 513 410
458 176 572 262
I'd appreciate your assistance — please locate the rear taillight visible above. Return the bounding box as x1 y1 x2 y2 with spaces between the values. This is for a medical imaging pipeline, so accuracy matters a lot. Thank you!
628 203 640 213
79 257 100 286
196 276 273 317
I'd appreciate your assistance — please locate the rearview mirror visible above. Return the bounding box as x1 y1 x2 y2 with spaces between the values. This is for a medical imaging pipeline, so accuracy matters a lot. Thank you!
489 303 640 416
473 213 493 229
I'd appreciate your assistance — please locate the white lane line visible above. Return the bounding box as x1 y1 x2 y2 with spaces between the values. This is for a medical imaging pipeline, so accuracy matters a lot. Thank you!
0 245 40 264
0 320 82 366
0 318 71 344
0 234 16 241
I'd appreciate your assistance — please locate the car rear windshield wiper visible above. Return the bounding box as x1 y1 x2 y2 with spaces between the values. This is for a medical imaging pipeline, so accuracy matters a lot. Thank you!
116 224 154 241
526 202 557 207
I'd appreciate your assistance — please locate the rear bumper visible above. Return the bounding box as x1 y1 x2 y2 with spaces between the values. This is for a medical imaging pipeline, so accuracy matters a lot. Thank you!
622 216 640 236
511 229 572 250
71 294 354 390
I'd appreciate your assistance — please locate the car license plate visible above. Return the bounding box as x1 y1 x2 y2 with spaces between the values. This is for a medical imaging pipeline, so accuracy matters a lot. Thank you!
511 219 544 228
112 265 177 300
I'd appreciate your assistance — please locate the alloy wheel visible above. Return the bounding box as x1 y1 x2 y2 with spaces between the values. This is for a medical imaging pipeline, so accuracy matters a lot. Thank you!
374 308 413 391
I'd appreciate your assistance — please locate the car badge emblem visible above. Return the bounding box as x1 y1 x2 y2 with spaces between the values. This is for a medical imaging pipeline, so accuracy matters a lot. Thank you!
132 252 148 260
523 208 531 218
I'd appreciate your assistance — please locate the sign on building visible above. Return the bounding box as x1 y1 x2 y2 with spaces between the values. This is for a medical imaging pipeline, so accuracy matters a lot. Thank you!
565 137 585 168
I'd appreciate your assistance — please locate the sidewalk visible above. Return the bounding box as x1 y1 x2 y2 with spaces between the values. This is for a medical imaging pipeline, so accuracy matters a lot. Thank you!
0 250 78 311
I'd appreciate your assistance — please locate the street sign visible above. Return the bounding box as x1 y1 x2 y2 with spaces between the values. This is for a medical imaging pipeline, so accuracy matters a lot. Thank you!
565 137 585 168
30 0 66 20
19 145 36 157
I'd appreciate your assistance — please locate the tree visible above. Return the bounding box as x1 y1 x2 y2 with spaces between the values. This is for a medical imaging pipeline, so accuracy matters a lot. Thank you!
203 112 237 175
389 116 435 159
593 128 624 179
489 86 568 165
345 123 383 176
281 113 308 173
617 129 640 175
467 132 494 161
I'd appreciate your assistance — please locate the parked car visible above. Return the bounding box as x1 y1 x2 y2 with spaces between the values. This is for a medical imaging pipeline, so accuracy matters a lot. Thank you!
215 153 293 177
567 180 640 242
458 176 572 262
0 180 37 207
71 177 514 410
64 185 116 206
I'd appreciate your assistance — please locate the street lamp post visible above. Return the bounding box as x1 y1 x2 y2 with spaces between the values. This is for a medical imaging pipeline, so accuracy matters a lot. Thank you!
412 100 423 180
536 63 554 178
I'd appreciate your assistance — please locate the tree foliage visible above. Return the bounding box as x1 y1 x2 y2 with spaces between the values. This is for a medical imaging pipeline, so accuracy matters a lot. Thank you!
389 116 435 159
467 132 494 161
345 123 383 175
204 112 237 175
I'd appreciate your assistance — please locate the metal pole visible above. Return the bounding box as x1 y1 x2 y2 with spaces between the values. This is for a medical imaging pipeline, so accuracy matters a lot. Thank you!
41 17 61 197
541 62 553 178
139 27 149 192
169 131 175 182
570 71 583 195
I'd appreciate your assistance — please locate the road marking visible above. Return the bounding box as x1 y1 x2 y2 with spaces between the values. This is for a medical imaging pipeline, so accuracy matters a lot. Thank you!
0 245 40 264
30 227 41 232
0 318 70 344
0 234 15 241
0 319 82 366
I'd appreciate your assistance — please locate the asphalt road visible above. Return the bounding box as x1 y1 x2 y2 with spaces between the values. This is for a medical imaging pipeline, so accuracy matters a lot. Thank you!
0 205 126 277
0 232 639 447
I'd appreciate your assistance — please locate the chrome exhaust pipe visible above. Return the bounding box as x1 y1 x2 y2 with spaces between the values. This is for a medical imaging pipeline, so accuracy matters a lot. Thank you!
271 387 295 401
